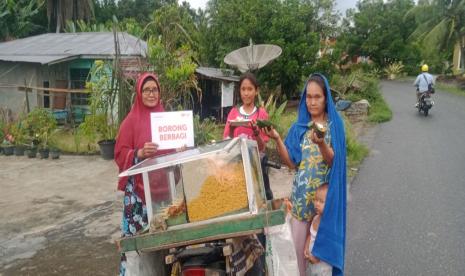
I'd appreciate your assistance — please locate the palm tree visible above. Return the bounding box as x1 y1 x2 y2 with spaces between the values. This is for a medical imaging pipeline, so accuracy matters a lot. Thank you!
407 0 465 69
47 0 94 33
0 0 44 41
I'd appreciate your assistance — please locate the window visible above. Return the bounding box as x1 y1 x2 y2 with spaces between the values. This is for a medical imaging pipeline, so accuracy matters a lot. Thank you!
70 68 90 105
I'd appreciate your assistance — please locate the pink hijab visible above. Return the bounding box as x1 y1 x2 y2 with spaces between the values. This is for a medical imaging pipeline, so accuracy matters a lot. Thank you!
114 72 171 202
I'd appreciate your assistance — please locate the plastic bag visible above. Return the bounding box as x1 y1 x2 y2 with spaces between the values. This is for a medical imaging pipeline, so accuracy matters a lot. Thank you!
265 214 299 276
125 250 168 276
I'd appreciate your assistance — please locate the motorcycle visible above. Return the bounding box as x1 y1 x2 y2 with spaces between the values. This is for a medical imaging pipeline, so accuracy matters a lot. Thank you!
165 159 281 276
417 92 434 116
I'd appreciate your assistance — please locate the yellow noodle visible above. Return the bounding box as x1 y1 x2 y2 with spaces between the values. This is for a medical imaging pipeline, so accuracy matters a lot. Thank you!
187 163 248 222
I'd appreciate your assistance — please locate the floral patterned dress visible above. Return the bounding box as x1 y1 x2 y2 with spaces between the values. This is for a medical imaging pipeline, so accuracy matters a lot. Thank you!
119 157 149 275
290 124 331 221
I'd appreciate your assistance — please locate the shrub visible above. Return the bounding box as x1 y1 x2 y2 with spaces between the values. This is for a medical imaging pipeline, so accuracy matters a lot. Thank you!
23 108 57 149
193 115 219 146
384 62 404 79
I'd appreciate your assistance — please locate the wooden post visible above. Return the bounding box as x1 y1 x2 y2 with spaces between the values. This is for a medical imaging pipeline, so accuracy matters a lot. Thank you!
24 80 30 113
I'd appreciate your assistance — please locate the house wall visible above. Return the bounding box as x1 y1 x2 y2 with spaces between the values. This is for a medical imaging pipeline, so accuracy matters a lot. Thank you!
0 61 40 118
0 61 70 118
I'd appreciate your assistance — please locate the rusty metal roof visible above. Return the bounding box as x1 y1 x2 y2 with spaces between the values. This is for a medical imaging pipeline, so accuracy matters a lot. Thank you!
0 32 147 65
195 67 239 82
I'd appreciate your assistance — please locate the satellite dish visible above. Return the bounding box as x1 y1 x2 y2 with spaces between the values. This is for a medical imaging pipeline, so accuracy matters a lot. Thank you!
224 40 282 72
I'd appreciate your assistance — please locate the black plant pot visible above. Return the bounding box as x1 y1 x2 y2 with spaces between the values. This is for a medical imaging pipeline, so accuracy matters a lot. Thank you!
98 139 116 160
15 145 25 156
50 149 60 159
39 148 49 159
25 148 37 158
3 146 14 156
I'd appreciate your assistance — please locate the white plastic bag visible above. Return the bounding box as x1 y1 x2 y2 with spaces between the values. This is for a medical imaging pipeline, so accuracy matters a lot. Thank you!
265 214 299 276
125 250 168 276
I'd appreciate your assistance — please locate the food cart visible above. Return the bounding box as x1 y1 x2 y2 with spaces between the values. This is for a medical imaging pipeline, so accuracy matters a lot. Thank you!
117 137 285 274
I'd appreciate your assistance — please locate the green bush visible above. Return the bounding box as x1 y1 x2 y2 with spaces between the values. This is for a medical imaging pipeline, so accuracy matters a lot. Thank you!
384 62 404 79
193 115 221 146
23 108 57 149
261 94 287 137
345 118 369 169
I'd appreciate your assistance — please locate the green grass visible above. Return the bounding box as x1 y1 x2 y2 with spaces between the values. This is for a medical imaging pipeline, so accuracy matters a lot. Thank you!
279 109 297 137
368 96 393 123
436 82 465 96
50 128 99 154
345 119 369 173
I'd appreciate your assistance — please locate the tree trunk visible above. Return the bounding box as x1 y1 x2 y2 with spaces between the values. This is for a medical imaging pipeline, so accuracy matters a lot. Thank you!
55 0 61 33
460 39 465 72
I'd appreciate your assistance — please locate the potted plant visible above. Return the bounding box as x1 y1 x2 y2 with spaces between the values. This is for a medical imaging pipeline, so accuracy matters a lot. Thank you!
1 139 14 156
50 146 61 159
1 125 15 156
23 108 57 159
25 141 37 158
10 122 27 156
80 60 119 160
1 111 15 156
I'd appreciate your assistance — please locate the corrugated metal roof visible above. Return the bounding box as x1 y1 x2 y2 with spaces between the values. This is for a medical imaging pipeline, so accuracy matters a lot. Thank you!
195 67 239 82
0 32 147 64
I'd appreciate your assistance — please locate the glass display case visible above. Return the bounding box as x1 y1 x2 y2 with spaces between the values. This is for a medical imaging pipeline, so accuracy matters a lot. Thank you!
119 138 267 232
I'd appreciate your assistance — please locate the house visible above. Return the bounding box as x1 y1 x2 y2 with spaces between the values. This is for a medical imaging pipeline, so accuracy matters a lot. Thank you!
452 37 465 75
0 32 147 120
194 67 239 122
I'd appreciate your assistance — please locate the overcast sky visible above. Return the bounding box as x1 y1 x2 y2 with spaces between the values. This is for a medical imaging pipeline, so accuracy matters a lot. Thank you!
182 0 359 14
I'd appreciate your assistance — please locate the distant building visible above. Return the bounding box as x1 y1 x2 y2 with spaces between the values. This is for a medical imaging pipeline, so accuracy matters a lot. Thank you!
194 67 239 122
0 32 147 119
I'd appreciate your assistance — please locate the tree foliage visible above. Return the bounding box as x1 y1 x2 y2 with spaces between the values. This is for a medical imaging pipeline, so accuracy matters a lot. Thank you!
203 0 338 98
146 4 201 110
344 0 421 73
0 0 45 41
407 0 465 72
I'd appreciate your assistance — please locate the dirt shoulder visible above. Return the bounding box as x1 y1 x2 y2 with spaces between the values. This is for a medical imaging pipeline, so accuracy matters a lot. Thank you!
0 155 122 275
0 154 296 275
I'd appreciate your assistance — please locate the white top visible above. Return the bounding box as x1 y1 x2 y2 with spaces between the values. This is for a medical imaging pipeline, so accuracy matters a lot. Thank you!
308 215 332 272
414 72 435 93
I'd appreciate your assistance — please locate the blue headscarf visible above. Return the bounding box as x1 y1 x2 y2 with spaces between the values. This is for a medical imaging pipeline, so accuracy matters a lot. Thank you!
284 73 347 275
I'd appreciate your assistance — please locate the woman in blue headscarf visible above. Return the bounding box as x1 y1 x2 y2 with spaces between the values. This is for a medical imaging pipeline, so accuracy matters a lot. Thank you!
265 73 346 276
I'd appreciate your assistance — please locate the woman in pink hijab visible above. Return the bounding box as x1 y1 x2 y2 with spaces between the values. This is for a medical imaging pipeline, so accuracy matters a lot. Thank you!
114 72 171 275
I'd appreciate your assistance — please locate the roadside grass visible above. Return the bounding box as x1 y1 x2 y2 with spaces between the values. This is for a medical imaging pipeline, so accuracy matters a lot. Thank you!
368 96 392 123
346 77 392 123
436 82 465 96
345 119 369 177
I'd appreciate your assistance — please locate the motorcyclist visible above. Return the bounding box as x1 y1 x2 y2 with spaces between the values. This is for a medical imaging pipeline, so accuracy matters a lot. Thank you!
414 64 435 108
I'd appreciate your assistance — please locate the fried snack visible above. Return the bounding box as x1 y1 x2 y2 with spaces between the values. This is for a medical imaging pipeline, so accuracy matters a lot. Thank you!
309 121 327 138
187 163 248 222
256 119 275 130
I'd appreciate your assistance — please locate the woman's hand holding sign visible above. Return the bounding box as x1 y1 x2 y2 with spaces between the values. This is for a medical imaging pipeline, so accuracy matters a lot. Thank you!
137 142 159 159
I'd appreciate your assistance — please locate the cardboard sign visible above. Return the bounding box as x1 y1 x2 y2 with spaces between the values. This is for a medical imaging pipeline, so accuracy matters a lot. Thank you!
151 111 195 150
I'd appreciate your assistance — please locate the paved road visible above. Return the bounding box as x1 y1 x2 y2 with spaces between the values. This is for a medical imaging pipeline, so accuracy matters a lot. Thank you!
346 81 465 275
